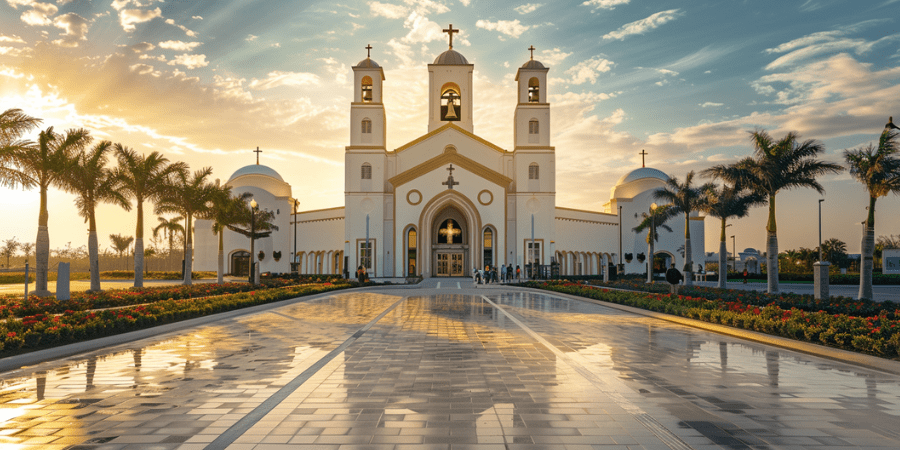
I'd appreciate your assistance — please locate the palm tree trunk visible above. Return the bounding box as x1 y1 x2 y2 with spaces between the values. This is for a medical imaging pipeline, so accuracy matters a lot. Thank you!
34 186 51 297
647 233 654 283
683 214 693 286
183 213 193 286
766 195 779 294
217 229 224 285
718 218 727 289
859 196 876 300
88 213 100 292
134 200 144 288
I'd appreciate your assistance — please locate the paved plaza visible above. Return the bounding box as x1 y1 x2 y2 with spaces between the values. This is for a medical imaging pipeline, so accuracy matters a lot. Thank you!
1 281 899 449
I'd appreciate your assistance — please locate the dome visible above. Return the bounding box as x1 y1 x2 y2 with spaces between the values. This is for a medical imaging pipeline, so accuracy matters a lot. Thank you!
228 164 285 183
433 49 469 65
355 57 380 68
521 59 545 69
615 167 669 186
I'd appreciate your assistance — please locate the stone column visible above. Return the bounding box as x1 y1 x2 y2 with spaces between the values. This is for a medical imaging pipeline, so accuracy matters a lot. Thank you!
813 261 830 300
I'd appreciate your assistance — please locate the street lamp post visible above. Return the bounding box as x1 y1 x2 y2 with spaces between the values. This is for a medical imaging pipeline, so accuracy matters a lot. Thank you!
814 198 830 300
647 203 657 284
292 198 299 273
249 198 258 285
731 235 736 272
818 198 824 262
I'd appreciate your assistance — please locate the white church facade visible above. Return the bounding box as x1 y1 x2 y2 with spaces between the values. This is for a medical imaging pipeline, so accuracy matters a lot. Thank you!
194 34 706 280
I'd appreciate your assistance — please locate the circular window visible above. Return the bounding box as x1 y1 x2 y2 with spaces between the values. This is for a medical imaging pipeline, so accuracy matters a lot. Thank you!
407 189 422 205
478 190 493 206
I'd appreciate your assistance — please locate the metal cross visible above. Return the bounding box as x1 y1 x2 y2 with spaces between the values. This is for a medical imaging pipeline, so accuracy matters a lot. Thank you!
639 149 648 168
365 44 372 58
528 45 535 60
442 164 459 190
254 146 262 165
443 24 459 49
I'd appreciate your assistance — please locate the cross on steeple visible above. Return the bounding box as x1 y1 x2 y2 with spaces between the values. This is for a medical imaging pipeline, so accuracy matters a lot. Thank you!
639 149 648 168
442 164 459 190
254 146 262 165
528 45 535 60
365 44 372 58
443 24 459 49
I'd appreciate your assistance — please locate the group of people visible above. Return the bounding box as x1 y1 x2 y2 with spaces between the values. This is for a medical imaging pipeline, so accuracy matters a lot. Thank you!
473 264 520 285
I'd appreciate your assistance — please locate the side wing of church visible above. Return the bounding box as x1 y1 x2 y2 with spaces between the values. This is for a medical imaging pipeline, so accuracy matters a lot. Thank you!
194 33 706 280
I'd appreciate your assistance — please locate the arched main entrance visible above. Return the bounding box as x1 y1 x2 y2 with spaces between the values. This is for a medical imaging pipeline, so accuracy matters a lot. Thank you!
432 208 468 277
417 190 483 278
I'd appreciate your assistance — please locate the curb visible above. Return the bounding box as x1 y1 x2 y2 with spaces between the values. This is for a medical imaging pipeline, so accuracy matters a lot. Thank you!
530 286 900 376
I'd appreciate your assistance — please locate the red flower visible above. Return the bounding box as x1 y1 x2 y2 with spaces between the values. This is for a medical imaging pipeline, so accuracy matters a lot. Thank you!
6 332 15 338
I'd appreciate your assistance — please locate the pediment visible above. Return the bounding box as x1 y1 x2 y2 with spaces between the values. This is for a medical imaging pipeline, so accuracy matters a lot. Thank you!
388 148 512 189
394 122 506 154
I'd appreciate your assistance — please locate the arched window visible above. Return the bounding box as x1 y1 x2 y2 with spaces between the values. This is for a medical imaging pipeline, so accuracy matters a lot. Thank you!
528 163 539 180
361 119 372 134
528 77 540 103
483 228 494 268
361 163 372 179
361 76 373 102
528 119 539 135
406 228 417 276
441 89 461 121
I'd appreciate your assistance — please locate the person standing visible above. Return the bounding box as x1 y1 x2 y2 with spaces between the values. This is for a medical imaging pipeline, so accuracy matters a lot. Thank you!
743 268 748 284
665 263 683 295
516 265 521 280
501 264 507 283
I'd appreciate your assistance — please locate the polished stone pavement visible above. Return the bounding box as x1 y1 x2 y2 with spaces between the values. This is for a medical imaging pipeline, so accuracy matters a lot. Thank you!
1 282 899 449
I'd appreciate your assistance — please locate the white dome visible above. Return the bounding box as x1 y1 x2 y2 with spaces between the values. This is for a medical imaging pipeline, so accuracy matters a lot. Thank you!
433 49 469 65
228 164 284 183
355 57 380 68
615 167 669 186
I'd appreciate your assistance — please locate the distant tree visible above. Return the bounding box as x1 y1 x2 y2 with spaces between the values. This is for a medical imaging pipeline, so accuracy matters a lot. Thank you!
821 238 848 267
700 182 764 288
20 242 33 264
155 167 218 285
109 234 134 270
633 204 675 283
59 140 130 292
844 121 900 299
0 108 41 189
1 237 19 269
653 171 714 285
703 129 842 294
152 216 184 256
15 126 92 296
115 145 187 287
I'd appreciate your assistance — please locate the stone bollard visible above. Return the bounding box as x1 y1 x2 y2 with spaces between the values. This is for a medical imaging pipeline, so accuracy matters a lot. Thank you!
57 262 71 301
813 261 830 300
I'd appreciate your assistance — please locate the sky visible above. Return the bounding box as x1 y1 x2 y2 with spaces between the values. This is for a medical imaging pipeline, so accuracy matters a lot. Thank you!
1 0 899 258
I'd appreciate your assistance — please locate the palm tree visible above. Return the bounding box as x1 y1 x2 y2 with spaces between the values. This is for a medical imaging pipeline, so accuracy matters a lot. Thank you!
115 145 187 288
653 171 714 286
225 200 278 285
153 216 184 256
0 108 42 188
702 130 842 293
15 127 92 296
1 237 19 269
59 141 130 292
844 122 900 299
821 238 848 268
109 234 134 270
700 183 764 288
202 185 251 284
155 167 218 285
20 242 33 265
633 204 675 283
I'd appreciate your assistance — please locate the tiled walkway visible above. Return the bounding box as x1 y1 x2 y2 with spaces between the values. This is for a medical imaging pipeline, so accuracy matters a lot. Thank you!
1 285 899 449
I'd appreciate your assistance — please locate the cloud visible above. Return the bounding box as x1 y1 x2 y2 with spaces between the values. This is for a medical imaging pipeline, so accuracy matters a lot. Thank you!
539 47 571 66
167 53 208 69
192 15 202 20
165 18 197 37
0 34 27 44
475 19 529 39
699 102 723 108
401 11 444 44
129 63 160 76
249 71 321 90
602 9 682 41
127 41 155 53
119 7 161 32
764 33 899 70
0 46 31 56
566 55 615 84
246 34 258 42
52 12 89 47
515 3 542 14
582 0 629 11
369 1 407 18
158 40 202 51
20 2 58 26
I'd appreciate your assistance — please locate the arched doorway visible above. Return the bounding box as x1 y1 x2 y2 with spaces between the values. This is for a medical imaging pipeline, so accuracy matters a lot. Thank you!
653 251 673 278
230 250 250 276
432 207 468 277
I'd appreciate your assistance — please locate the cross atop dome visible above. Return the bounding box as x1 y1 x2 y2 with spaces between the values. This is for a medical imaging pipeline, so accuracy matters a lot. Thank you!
254 146 262 165
365 44 372 58
640 149 648 168
528 45 535 60
443 24 459 49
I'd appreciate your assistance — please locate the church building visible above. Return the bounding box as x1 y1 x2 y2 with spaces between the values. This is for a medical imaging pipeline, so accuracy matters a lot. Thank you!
194 27 706 280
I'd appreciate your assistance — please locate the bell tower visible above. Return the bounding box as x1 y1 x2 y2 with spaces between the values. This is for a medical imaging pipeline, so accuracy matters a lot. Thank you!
514 45 550 148
350 44 386 148
428 24 474 133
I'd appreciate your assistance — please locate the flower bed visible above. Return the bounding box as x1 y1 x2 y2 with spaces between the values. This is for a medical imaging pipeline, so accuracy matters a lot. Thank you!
0 279 300 319
527 280 900 359
0 281 353 356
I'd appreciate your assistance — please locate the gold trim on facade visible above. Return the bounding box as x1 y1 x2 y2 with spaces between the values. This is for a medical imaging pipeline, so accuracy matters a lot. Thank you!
393 122 507 154
389 151 513 189
407 189 422 205
477 189 493 205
